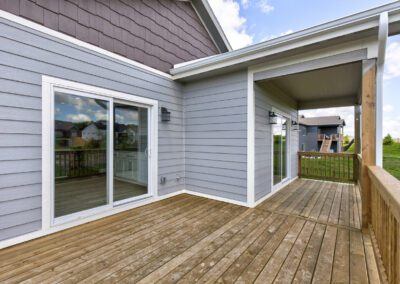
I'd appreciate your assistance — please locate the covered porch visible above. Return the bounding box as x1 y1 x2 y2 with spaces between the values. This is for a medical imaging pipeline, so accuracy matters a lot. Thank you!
0 179 380 283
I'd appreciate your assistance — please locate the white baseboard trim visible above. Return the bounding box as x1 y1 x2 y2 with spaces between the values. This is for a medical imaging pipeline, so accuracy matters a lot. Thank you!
2 182 298 250
0 190 184 250
252 176 299 208
182 189 249 207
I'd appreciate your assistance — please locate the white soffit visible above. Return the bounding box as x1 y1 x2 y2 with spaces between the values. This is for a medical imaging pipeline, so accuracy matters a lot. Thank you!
257 62 362 109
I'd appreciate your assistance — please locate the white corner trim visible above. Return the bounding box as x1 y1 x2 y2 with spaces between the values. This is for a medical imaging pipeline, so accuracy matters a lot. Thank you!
0 10 172 79
0 190 185 250
253 176 298 207
182 189 249 207
41 78 52 232
247 70 255 207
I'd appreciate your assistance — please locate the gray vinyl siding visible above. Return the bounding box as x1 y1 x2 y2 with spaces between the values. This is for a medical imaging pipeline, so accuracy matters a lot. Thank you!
254 82 299 202
183 71 248 203
0 18 184 241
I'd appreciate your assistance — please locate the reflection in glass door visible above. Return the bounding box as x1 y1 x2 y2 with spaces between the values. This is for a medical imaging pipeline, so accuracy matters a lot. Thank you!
53 90 151 222
273 116 288 187
113 102 148 203
54 92 109 218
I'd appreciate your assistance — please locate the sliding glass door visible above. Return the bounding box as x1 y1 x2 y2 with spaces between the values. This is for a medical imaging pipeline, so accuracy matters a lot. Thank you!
113 102 148 203
53 89 151 222
273 116 289 188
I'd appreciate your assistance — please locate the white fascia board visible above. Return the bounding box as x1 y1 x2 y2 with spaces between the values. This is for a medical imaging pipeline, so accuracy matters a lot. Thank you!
249 36 377 78
171 2 400 79
0 10 173 80
198 0 232 51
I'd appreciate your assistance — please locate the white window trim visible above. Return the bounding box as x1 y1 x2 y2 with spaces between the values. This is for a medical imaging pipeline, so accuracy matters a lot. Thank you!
42 75 159 231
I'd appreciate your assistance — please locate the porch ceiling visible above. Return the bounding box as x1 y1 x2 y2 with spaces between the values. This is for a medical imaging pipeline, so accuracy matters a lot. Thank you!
256 62 362 110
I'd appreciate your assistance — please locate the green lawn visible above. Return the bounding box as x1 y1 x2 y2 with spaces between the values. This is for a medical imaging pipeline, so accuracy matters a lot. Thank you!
299 155 354 182
346 142 400 180
382 143 400 180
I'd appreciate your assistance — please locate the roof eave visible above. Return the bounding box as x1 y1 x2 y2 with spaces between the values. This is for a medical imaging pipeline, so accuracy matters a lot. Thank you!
171 2 400 80
191 0 232 53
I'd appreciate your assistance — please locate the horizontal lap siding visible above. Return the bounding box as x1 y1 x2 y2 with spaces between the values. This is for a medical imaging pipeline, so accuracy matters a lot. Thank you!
254 83 298 202
184 71 248 203
0 18 184 241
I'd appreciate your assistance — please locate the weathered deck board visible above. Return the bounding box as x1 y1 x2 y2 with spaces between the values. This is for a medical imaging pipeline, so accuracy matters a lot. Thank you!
0 179 380 283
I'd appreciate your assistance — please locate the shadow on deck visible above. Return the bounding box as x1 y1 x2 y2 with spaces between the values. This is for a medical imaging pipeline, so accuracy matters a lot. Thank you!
0 179 380 283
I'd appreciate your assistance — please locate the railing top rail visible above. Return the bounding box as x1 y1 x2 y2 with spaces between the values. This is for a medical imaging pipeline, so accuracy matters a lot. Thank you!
368 166 400 221
298 151 356 158
55 148 107 152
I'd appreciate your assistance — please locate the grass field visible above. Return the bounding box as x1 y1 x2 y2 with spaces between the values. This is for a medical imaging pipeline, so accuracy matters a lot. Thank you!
346 142 400 180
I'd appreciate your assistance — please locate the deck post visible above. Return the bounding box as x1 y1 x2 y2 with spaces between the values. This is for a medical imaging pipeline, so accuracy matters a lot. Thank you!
361 59 377 228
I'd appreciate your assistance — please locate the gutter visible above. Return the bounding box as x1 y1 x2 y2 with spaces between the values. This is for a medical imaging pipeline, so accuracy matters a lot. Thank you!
171 2 400 79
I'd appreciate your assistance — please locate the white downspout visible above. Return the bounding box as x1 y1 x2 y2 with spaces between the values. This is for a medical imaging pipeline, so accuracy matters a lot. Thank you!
376 12 388 167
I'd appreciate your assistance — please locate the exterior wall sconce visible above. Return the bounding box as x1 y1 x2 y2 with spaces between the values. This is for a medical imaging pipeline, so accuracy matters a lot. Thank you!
268 111 278 124
291 120 300 131
161 107 171 122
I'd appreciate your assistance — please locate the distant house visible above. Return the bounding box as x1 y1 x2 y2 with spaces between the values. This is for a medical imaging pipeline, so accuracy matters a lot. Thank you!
54 120 80 148
82 121 107 141
299 116 345 153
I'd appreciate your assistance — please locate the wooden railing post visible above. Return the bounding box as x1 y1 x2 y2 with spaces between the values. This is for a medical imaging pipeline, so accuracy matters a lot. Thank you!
298 153 302 178
361 59 377 228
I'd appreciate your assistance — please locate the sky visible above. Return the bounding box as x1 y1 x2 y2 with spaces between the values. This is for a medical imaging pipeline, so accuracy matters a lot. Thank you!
209 0 400 138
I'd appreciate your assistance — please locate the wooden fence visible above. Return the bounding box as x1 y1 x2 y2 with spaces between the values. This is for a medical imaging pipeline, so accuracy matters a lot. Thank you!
368 166 400 284
298 152 356 182
55 149 106 178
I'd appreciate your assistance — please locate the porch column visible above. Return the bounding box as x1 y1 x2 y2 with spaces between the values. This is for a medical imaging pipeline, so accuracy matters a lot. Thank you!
361 59 377 228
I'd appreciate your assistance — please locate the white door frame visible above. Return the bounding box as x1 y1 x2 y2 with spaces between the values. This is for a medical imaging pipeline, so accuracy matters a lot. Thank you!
42 76 158 230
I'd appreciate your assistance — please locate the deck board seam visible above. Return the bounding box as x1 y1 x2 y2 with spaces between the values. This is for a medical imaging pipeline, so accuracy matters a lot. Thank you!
256 208 362 232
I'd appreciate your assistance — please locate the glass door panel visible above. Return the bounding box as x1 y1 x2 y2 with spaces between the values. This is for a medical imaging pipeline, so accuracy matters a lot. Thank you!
54 92 108 218
113 102 148 202
272 116 289 187
281 118 288 181
273 117 282 185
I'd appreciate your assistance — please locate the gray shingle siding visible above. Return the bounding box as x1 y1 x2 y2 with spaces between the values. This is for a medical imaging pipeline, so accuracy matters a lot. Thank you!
183 71 248 203
0 18 184 241
254 83 299 202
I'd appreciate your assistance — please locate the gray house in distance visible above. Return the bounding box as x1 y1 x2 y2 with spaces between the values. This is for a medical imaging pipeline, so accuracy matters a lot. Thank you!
0 4 400 281
299 115 346 152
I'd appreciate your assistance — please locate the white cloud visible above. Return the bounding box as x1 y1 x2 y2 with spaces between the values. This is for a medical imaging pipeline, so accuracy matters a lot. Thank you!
384 42 400 80
94 111 108 121
299 107 355 136
383 104 394 112
262 29 293 41
209 0 253 49
66 113 91 122
241 0 249 8
258 0 274 14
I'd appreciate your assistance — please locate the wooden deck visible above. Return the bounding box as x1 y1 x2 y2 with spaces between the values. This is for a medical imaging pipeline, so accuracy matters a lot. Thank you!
0 179 380 283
